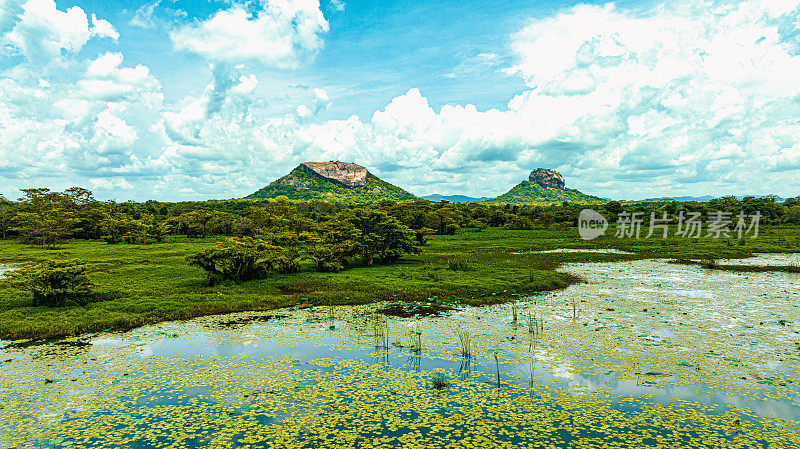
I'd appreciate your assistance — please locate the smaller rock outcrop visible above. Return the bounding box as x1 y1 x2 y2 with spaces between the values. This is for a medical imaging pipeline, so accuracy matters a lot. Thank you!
300 161 368 188
529 169 565 190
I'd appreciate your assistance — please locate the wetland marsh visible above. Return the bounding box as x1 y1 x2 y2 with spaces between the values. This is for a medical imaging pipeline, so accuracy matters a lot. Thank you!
2 256 798 448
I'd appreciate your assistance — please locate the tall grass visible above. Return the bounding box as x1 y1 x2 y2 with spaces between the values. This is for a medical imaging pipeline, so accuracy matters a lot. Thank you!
526 310 544 335
571 297 577 321
493 351 501 387
455 324 472 358
373 315 389 349
406 320 422 353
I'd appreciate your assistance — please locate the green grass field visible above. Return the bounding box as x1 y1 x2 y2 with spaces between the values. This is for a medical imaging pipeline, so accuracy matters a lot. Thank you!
1 226 798 341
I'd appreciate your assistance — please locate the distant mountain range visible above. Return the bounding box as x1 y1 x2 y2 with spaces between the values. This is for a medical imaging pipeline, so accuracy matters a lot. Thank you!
644 195 715 202
247 163 668 205
421 194 491 203
641 195 787 202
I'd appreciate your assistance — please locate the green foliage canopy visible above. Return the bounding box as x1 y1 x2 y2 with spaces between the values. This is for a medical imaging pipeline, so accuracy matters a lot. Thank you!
6 259 94 306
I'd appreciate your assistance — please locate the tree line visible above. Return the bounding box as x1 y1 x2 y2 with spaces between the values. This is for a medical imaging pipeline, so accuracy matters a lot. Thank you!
3 188 799 249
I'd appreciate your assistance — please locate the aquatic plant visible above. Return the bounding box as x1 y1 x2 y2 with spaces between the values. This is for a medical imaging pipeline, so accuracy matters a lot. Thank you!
571 297 577 321
526 310 544 335
406 321 422 353
430 371 450 390
372 316 389 349
493 351 501 387
511 302 519 325
455 324 472 358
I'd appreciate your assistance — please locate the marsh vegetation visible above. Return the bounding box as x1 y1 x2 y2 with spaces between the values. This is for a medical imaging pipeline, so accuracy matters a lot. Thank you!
1 190 800 447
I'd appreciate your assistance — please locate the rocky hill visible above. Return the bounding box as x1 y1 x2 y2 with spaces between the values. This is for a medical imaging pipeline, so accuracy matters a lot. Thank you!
300 161 368 187
486 169 605 205
528 168 565 190
248 161 416 203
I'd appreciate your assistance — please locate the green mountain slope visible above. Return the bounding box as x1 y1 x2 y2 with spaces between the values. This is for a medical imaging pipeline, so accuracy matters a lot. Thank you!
247 166 417 203
485 181 606 205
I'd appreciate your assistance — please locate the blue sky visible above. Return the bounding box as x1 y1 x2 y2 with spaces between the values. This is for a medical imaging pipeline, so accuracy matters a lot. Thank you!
1 0 799 201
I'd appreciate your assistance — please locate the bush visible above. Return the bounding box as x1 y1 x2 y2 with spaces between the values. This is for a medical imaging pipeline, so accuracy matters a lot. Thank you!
186 237 282 285
700 258 719 269
7 260 94 306
447 261 472 271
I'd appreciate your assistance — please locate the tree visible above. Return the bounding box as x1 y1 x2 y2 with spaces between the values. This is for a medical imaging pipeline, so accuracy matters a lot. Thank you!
537 212 555 228
504 215 533 230
100 215 137 244
6 260 94 306
604 201 624 216
413 227 435 245
169 210 235 237
0 195 14 238
340 209 419 265
13 188 79 248
306 219 361 272
785 196 800 208
430 208 461 235
187 237 283 285
259 231 312 274
785 206 800 224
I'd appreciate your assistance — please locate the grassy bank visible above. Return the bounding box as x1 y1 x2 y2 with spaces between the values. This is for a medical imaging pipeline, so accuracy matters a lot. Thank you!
1 226 798 341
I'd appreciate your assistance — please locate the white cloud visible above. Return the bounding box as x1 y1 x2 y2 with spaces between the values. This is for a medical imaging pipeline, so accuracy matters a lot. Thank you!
90 177 134 190
296 104 313 118
0 50 167 193
313 88 331 113
494 0 800 196
78 52 162 107
90 13 119 42
92 109 138 153
445 52 504 79
2 0 115 64
129 0 161 29
170 0 329 69
327 0 345 12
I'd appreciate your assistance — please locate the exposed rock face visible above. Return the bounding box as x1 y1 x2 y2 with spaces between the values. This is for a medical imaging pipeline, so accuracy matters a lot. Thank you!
529 169 565 190
300 161 368 188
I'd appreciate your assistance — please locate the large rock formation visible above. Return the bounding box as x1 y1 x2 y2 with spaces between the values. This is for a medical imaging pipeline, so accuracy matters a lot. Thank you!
300 161 368 188
529 169 565 190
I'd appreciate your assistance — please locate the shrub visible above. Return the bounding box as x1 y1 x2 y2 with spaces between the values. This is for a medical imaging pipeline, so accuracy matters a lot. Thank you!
7 260 94 306
700 258 719 269
447 261 471 271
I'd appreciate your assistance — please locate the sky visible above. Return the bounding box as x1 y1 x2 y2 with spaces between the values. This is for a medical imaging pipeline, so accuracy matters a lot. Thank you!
1 0 800 201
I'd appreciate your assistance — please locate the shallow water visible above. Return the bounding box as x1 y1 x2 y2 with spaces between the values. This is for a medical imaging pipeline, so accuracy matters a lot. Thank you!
716 253 800 267
1 257 799 448
514 248 635 255
0 264 18 279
